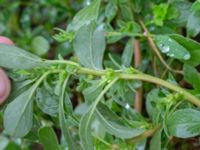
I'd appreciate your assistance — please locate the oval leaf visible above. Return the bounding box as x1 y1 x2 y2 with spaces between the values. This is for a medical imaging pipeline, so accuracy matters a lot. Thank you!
4 87 34 138
96 104 146 139
38 126 60 150
73 22 106 70
154 35 191 60
167 109 200 138
169 34 200 66
67 0 101 31
0 44 45 69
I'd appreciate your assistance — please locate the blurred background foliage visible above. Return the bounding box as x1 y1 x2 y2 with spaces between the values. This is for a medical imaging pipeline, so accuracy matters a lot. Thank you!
1 0 200 149
0 0 87 58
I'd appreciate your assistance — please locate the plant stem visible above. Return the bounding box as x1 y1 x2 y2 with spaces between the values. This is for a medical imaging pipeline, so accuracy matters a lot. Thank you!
133 39 143 112
127 124 161 143
138 20 183 75
45 60 200 107
120 73 200 107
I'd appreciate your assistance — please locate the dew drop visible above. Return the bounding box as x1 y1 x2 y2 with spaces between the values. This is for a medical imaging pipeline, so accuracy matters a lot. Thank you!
168 53 174 57
161 46 170 53
183 53 191 60
125 103 130 109
86 0 91 5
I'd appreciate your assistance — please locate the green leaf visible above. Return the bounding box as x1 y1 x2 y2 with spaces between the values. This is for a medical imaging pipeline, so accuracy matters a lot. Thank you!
131 0 142 13
38 126 60 150
0 44 45 69
145 89 169 124
79 78 118 150
73 22 106 69
83 80 106 104
4 71 52 138
79 109 94 150
105 1 118 22
183 64 200 91
4 142 21 150
36 87 59 117
191 0 200 11
67 0 101 31
0 136 9 150
153 3 169 26
31 36 50 56
166 5 179 20
167 109 200 138
169 34 200 66
59 76 78 150
4 87 34 138
187 11 200 37
171 1 192 26
96 103 146 139
118 2 134 21
150 129 162 150
154 35 191 60
121 39 133 67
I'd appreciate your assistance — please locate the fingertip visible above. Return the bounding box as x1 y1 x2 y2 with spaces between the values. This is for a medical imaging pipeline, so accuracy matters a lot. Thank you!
0 36 15 46
0 69 11 105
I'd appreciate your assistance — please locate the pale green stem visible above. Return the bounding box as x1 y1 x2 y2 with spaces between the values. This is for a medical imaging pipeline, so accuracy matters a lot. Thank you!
44 59 200 107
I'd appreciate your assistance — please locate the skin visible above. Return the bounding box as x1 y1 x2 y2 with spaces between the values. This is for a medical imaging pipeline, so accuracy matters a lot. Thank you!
0 36 14 104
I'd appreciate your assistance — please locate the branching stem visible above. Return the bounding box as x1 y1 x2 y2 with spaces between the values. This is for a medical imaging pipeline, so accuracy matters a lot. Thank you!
45 60 200 107
45 59 200 142
139 20 183 75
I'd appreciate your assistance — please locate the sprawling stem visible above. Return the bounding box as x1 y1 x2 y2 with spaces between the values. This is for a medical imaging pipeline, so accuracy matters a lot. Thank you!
44 59 200 142
45 59 200 107
127 124 161 143
139 20 183 75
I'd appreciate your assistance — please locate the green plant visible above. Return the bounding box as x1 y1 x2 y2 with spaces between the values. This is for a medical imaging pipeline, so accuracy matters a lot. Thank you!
1 0 200 149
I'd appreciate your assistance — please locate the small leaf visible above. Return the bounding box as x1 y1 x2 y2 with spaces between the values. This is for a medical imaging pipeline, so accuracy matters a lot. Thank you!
131 0 142 13
31 36 50 56
183 64 200 91
73 22 106 69
154 35 191 60
107 21 141 43
79 78 118 150
169 34 200 66
105 1 118 22
96 104 146 139
118 2 134 22
191 0 200 11
167 109 200 138
67 0 101 31
83 80 106 104
187 11 200 37
4 87 34 138
59 77 78 150
0 44 45 69
79 109 94 150
121 39 133 67
53 28 74 42
150 129 162 150
36 87 59 117
171 1 191 26
38 126 60 150
153 3 169 26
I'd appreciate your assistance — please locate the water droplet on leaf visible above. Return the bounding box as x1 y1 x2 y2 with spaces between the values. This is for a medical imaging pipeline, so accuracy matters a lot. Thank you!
125 103 130 109
86 0 91 5
167 53 174 57
183 53 191 60
161 45 170 53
